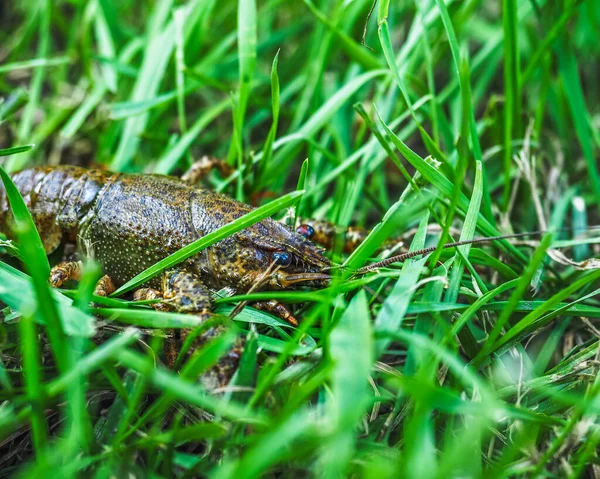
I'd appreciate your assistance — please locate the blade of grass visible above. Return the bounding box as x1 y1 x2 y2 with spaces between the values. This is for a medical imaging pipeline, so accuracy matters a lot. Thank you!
501 0 521 207
0 145 35 157
444 160 484 358
293 158 308 226
18 315 48 464
319 290 373 477
378 19 448 168
491 277 600 355
11 0 51 172
232 329 258 402
446 161 483 301
94 308 209 328
433 0 493 222
0 164 77 376
0 56 70 74
256 51 280 187
0 165 49 278
173 6 188 134
558 43 600 210
111 2 176 170
94 0 118 93
521 4 579 85
233 0 257 200
237 0 256 125
0 89 29 123
373 214 429 358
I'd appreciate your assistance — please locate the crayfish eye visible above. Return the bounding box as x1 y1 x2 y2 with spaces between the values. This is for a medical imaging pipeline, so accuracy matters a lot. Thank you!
272 251 292 267
296 224 315 239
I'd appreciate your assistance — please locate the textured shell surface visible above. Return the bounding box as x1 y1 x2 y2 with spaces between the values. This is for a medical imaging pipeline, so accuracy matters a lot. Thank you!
81 173 204 286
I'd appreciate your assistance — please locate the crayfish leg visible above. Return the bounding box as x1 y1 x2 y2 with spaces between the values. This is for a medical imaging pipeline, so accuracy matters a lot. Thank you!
252 300 298 326
145 269 244 388
161 269 213 316
133 287 170 311
49 260 82 287
49 262 116 298
94 275 116 297
181 156 234 185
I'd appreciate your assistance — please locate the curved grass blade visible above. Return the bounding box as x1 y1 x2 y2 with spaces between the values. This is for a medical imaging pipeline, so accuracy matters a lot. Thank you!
445 161 484 302
94 308 208 328
373 214 429 358
433 0 493 220
256 51 280 186
0 163 61 309
0 145 35 157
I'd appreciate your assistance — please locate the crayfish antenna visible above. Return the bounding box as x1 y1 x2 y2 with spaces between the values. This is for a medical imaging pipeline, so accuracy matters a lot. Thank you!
353 226 600 274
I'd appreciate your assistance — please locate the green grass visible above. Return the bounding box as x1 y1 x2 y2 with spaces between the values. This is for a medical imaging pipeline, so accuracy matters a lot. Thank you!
1 0 600 476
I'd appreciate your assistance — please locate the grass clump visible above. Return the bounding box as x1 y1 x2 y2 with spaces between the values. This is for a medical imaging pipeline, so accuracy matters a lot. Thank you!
2 0 600 477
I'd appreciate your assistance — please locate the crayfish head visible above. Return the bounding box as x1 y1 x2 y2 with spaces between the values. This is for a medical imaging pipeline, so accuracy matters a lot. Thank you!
205 216 331 291
191 190 330 290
